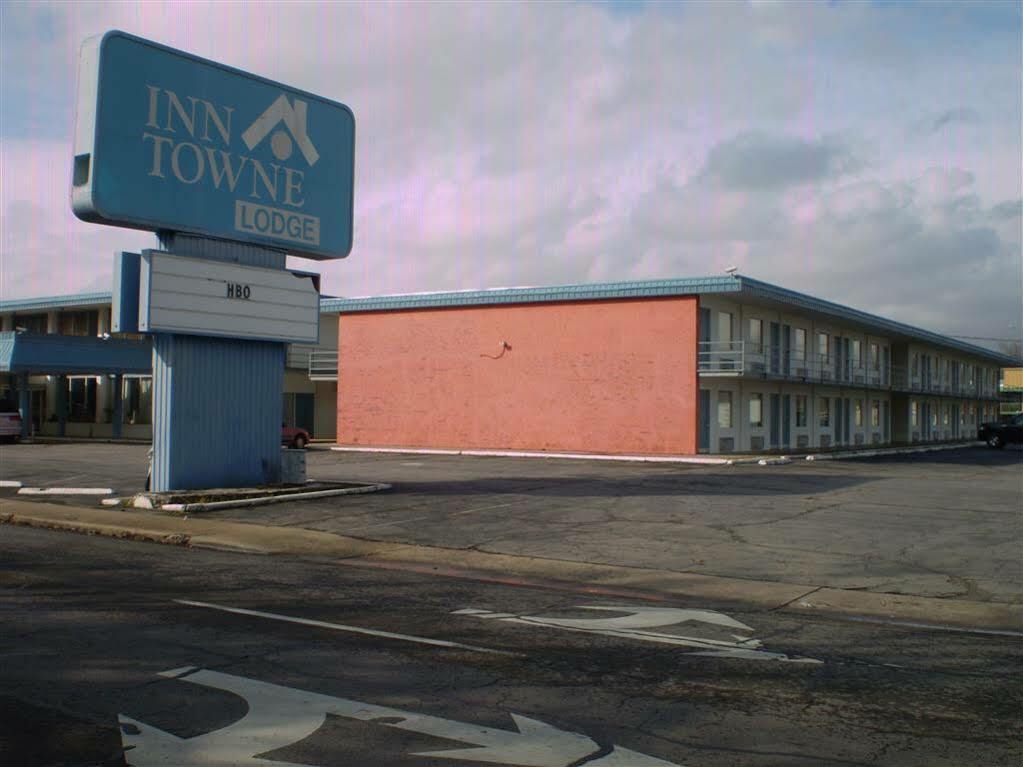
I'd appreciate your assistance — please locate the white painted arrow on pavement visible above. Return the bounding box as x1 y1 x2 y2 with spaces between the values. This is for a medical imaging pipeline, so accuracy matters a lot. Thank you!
454 605 822 664
120 666 685 767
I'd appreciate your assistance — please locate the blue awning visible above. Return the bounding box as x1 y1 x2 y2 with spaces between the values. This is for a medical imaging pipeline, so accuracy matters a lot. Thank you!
0 332 151 375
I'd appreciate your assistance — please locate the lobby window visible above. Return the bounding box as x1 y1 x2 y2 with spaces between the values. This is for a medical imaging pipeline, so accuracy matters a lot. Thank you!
748 318 763 353
872 401 881 428
68 376 97 422
749 393 763 427
717 391 733 429
13 313 47 333
123 377 152 425
795 395 808 427
818 397 830 427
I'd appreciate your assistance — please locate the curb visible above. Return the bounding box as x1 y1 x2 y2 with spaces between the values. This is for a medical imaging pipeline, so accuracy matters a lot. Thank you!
332 446 736 465
2 500 1020 632
805 441 981 461
160 483 392 513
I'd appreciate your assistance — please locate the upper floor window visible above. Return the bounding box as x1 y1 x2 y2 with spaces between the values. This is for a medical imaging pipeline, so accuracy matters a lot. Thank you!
59 311 98 337
870 343 880 370
851 340 862 368
817 332 830 360
718 312 733 344
911 354 919 377
12 313 47 333
748 318 763 353
793 328 807 360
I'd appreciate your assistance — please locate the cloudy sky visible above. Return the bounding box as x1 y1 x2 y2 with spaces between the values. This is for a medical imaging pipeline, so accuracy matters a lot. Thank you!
1 1 1020 348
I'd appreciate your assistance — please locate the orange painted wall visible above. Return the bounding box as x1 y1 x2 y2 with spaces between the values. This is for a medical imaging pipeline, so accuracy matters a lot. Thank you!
337 297 699 455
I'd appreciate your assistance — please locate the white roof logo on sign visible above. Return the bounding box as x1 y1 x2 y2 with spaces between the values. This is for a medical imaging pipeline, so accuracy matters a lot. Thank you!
242 94 320 165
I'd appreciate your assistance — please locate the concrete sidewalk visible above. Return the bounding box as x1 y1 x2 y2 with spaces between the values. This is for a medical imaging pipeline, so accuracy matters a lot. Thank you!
2 498 1020 631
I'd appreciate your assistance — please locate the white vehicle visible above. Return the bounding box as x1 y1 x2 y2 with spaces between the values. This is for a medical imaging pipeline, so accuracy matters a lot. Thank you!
0 399 22 442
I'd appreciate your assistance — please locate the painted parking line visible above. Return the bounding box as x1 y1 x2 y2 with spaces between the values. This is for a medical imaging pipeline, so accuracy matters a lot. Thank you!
174 599 522 657
0 480 22 488
121 666 683 766
455 605 822 664
18 487 114 495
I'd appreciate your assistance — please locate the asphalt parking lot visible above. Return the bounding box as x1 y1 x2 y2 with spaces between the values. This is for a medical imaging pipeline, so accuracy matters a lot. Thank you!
2 441 1021 607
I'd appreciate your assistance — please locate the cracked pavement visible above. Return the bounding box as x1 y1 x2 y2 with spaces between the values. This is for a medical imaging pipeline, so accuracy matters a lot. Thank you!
2 443 1021 605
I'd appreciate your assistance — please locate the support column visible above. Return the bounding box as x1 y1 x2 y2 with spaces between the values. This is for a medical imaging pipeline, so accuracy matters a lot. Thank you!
56 375 67 437
17 372 30 441
112 373 124 439
150 233 285 491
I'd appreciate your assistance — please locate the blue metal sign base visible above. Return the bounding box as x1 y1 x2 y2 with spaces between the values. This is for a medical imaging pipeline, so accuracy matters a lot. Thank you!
150 233 286 491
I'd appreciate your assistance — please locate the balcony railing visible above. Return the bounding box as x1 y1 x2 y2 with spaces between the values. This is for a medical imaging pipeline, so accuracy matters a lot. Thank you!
699 341 996 398
308 350 338 380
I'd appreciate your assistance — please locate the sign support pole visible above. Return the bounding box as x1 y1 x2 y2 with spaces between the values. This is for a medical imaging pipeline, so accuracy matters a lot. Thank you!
149 233 286 492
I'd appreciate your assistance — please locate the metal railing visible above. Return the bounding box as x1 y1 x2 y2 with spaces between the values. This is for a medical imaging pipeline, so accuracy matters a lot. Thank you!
308 350 338 380
699 341 996 397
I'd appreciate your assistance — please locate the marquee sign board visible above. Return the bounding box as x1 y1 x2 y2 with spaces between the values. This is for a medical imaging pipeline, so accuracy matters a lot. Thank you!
71 31 355 260
137 251 320 344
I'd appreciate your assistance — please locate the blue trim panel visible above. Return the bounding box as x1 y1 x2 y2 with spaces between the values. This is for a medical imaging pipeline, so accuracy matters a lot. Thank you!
112 252 141 333
737 277 1019 366
0 291 113 313
320 276 740 314
0 332 151 374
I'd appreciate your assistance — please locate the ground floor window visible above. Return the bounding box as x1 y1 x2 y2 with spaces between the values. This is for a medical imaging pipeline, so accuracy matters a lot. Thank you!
717 391 732 428
818 397 830 427
795 395 807 427
911 401 918 427
123 377 152 425
855 400 864 428
871 401 881 428
749 393 763 427
68 377 97 422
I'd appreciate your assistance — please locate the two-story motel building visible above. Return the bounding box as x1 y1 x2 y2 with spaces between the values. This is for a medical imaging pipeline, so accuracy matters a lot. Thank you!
2 274 1015 455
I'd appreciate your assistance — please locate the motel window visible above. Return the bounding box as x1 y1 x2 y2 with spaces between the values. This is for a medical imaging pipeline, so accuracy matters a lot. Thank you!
817 332 830 361
911 354 919 378
748 319 763 353
123 377 152 426
872 401 881 428
793 329 807 361
59 310 99 337
818 397 830 427
749 394 763 427
13 313 47 333
911 401 918 427
68 377 97 422
717 391 733 429
943 409 949 426
851 340 862 368
795 395 808 427
717 312 733 344
855 400 864 428
870 343 880 370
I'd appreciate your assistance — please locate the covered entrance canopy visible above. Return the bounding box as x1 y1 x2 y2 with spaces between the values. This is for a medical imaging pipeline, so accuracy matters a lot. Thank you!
0 332 151 440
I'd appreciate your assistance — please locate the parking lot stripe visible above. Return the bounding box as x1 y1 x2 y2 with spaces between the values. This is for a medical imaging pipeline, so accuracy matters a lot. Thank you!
17 487 113 495
174 599 524 656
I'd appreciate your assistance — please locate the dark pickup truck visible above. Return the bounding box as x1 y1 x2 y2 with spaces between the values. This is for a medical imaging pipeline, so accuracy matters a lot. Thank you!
978 413 1023 448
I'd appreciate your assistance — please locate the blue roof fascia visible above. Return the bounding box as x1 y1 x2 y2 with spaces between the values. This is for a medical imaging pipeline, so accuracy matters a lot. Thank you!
0 291 113 313
737 277 1018 366
320 276 741 314
0 332 151 374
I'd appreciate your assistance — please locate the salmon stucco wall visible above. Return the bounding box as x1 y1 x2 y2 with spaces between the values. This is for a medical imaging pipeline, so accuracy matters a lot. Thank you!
337 297 699 455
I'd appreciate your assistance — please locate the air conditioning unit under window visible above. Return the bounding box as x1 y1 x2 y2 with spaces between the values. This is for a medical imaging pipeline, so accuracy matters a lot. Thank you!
718 437 734 453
